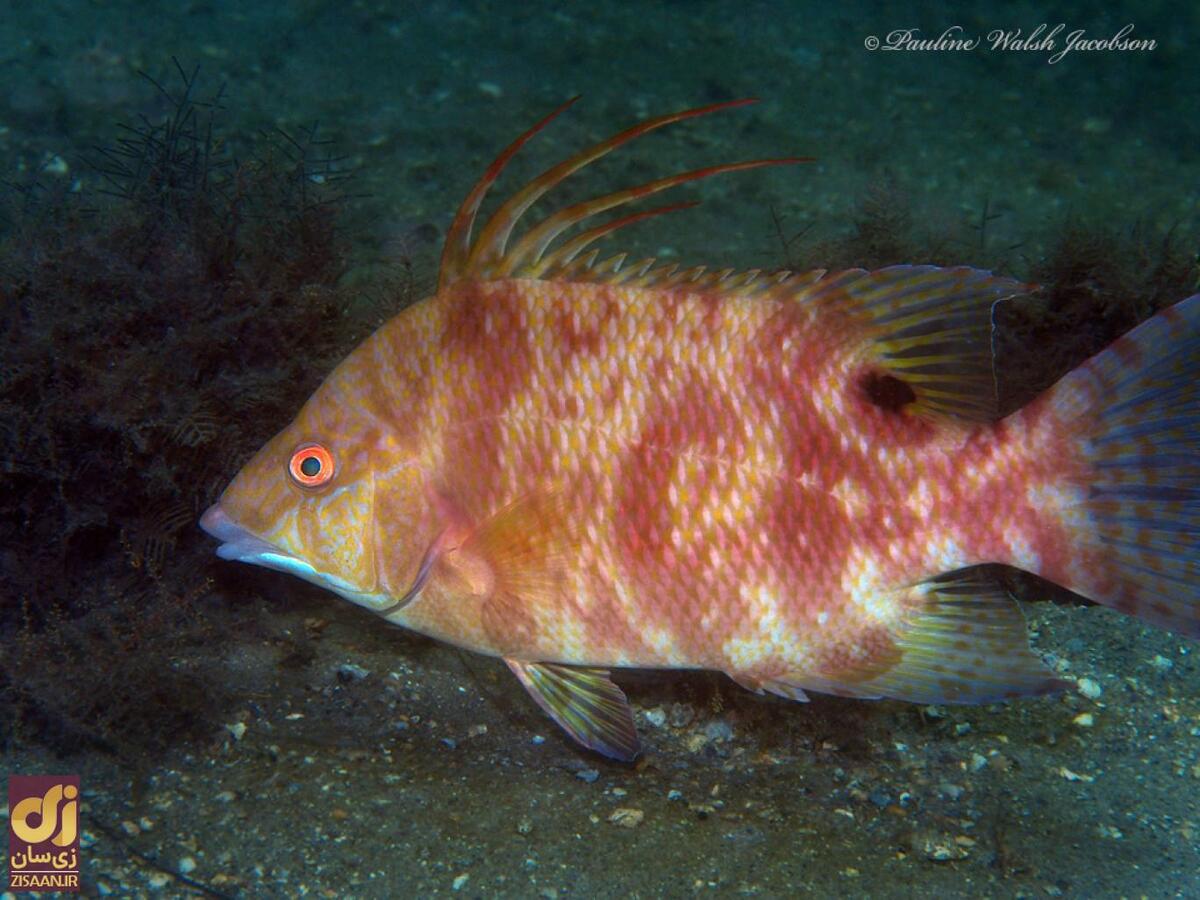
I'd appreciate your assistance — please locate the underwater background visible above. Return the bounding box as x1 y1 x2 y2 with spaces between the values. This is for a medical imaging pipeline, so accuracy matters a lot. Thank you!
1 0 1198 897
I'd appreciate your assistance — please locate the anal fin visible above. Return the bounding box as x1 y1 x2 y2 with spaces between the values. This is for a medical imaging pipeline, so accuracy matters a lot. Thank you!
862 569 1070 704
506 659 640 762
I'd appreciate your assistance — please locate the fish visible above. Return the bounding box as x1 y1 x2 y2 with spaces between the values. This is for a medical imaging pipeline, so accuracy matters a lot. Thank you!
200 98 1199 762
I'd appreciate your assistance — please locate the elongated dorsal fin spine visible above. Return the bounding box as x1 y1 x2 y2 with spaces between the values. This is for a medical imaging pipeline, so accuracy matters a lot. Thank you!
437 98 810 289
439 96 581 290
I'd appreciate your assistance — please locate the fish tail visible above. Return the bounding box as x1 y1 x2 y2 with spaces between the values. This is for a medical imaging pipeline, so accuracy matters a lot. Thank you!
1042 292 1200 636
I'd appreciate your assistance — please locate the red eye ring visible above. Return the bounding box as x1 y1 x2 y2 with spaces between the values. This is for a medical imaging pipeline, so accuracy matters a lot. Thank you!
288 442 335 488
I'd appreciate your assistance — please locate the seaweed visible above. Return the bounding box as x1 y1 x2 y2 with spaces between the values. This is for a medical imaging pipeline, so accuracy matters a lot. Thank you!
994 217 1198 411
779 171 958 272
0 61 412 764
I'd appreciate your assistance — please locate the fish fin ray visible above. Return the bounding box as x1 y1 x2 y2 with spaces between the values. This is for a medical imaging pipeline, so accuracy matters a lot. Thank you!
506 660 640 761
510 159 802 278
728 672 812 703
761 678 811 703
439 97 580 290
787 676 882 700
854 570 1068 704
1042 292 1200 636
727 673 766 694
437 98 810 285
451 489 575 602
793 265 1036 423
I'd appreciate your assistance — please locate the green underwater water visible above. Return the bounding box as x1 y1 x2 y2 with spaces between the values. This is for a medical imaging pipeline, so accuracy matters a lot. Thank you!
1 1 1198 897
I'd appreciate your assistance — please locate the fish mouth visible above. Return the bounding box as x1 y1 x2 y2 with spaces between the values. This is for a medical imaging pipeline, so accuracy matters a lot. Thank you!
200 503 302 569
200 502 379 604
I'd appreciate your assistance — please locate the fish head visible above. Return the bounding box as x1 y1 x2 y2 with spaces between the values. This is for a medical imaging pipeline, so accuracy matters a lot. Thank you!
200 354 426 612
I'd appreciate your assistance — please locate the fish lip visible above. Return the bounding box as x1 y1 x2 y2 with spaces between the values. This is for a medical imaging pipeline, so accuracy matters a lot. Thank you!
200 503 295 565
200 502 383 608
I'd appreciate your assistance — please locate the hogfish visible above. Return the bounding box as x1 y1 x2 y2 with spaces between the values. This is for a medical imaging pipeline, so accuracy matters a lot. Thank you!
201 99 1199 760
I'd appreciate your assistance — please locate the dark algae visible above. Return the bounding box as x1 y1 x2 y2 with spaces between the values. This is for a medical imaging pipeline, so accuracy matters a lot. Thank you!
0 65 389 761
2 3 1198 897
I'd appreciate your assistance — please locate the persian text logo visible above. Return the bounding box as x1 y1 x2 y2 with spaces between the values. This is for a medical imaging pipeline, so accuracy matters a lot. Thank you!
8 775 81 893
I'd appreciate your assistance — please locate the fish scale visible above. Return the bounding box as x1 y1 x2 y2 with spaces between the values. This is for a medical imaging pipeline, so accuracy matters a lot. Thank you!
202 100 1200 761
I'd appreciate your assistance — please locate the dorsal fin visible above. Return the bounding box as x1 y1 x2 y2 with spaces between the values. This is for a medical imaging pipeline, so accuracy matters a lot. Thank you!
793 265 1036 423
437 99 810 288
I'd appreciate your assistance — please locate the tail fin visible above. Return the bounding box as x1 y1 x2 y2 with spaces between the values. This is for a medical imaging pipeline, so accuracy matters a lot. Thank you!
1045 293 1200 636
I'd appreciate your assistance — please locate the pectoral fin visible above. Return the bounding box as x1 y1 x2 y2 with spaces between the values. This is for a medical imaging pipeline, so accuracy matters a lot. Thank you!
380 488 574 619
506 659 640 762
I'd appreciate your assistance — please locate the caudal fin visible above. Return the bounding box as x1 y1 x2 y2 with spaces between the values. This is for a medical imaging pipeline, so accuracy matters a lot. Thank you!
1045 293 1200 636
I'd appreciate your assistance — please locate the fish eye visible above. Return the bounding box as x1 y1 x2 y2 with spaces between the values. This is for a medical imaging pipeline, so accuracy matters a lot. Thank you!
288 442 335 488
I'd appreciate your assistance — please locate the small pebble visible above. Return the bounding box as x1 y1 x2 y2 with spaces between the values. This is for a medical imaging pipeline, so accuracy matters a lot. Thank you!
178 857 196 875
667 789 683 801
452 873 470 890
575 768 600 783
868 790 891 808
703 719 734 742
478 81 503 98
120 820 140 836
1077 677 1102 700
467 724 488 737
669 703 695 728
608 807 644 828
1150 654 1174 672
147 872 170 889
440 737 457 750
337 662 370 683
43 154 69 176
225 721 247 741
938 782 964 801
1059 766 1095 782
531 735 545 745
1072 712 1095 728
915 830 968 862
954 723 972 736
643 706 667 728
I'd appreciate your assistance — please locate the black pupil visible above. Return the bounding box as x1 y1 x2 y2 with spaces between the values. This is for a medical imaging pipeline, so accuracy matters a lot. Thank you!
300 455 322 477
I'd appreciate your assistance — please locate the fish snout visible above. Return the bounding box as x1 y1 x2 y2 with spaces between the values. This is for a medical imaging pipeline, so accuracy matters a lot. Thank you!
200 503 247 557
199 502 281 563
